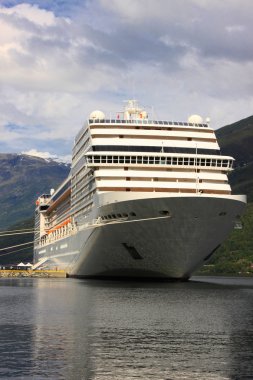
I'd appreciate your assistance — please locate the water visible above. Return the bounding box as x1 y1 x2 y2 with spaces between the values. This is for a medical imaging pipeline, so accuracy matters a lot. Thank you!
0 276 252 380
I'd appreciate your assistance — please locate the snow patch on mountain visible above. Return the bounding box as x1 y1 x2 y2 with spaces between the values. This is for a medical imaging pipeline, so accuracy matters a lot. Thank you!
21 149 71 165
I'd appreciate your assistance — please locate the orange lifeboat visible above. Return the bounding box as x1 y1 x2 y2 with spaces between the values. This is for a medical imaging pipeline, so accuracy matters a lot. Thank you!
47 218 71 235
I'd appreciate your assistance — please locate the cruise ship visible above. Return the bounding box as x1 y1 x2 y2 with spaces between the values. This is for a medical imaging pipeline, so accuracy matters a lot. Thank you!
33 100 246 279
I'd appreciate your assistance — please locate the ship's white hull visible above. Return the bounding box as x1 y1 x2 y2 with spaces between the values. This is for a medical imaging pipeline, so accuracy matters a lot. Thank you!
34 194 246 280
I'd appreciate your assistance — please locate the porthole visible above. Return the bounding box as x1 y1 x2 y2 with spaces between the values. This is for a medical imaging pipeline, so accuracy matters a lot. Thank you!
117 214 122 218
219 212 227 216
122 213 128 218
129 212 136 217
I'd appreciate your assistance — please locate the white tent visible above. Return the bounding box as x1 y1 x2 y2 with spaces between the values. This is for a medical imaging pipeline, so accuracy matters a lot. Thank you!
17 262 25 267
25 263 33 267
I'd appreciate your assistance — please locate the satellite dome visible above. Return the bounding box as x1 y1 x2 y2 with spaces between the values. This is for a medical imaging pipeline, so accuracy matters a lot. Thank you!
89 110 105 120
188 114 203 124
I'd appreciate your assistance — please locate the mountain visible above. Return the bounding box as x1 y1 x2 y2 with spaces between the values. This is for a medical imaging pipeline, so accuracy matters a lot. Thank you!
197 115 253 275
0 154 70 230
216 115 253 165
217 115 253 202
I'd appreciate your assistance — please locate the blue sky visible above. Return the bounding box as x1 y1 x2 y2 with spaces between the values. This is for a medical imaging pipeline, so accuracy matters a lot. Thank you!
0 0 253 160
0 0 87 17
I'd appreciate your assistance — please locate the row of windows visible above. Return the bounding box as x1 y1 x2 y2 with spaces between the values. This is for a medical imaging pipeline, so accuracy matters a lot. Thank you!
86 155 233 168
72 163 93 184
92 145 220 155
96 176 228 184
45 190 70 217
72 175 94 192
72 173 94 194
72 186 96 206
74 202 93 220
45 205 70 224
91 134 215 143
90 124 213 134
71 155 87 176
72 136 90 163
89 119 208 128
50 181 71 203
45 208 71 230
47 201 70 220
45 199 71 227
97 187 231 195
71 190 96 216
72 180 95 201
74 126 89 148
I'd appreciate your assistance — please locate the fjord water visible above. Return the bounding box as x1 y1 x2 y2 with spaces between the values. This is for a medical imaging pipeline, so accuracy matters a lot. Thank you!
0 277 252 380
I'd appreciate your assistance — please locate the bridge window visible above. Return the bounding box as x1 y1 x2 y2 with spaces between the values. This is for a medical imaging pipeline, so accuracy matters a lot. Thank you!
86 154 232 169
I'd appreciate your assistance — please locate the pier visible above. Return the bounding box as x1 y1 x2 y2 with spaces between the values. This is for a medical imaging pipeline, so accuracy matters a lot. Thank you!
0 269 67 278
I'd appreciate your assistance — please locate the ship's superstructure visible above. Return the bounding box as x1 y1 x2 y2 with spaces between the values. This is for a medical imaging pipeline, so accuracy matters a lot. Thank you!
33 100 246 279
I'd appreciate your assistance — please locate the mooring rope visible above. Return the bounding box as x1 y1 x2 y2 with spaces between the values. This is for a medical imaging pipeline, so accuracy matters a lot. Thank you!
0 243 35 257
0 228 37 234
0 240 38 252
0 231 37 237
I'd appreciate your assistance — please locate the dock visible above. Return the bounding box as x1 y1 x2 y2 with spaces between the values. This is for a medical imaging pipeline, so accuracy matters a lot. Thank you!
0 269 67 278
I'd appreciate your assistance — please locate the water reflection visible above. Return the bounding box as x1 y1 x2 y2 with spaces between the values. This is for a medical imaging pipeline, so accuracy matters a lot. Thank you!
32 279 95 379
0 277 252 379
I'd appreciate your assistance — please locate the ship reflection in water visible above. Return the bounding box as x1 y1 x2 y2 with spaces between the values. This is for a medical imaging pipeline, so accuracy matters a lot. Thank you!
0 277 252 379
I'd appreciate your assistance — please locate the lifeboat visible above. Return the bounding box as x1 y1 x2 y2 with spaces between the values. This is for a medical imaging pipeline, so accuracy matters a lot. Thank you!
47 218 71 235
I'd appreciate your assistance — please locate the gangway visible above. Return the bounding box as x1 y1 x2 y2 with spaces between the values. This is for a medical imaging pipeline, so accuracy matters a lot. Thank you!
32 257 48 270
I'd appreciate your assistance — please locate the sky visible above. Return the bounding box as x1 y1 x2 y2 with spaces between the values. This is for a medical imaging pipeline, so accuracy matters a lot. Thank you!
0 0 253 160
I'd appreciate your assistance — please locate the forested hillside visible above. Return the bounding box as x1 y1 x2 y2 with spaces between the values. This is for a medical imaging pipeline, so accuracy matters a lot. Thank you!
217 115 253 202
199 203 253 275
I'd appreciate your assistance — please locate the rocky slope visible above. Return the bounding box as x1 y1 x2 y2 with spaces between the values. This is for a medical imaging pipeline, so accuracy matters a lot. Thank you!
0 154 70 230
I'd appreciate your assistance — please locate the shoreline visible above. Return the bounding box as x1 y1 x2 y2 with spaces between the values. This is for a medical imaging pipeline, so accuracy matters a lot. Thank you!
0 269 66 278
194 272 253 277
0 269 252 279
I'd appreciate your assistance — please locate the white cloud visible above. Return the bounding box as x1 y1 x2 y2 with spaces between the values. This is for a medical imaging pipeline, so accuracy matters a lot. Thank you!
0 1 253 156
0 3 57 26
225 25 245 33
